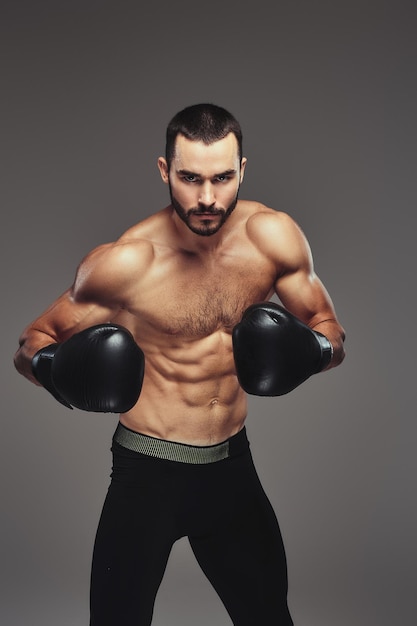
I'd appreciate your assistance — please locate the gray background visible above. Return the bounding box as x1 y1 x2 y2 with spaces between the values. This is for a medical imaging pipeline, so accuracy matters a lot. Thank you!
2 1 416 624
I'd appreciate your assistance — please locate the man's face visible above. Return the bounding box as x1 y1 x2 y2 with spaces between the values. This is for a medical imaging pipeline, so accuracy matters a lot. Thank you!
158 133 246 237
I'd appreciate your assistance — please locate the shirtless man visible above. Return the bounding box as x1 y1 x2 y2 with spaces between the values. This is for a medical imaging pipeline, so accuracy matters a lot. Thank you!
14 103 345 625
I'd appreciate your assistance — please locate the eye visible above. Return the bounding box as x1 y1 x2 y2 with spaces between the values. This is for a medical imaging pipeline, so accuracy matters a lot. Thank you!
182 175 199 183
215 175 230 183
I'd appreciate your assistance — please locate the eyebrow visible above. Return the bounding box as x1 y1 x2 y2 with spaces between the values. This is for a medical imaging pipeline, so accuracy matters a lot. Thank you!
177 168 237 178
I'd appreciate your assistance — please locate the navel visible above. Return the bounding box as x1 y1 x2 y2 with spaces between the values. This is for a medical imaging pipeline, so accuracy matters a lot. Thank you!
209 398 219 406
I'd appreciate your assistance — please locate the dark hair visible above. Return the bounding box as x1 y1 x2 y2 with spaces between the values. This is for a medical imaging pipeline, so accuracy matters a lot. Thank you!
165 103 243 168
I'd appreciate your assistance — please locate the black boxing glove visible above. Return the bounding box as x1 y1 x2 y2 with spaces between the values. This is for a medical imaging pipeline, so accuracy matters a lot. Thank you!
232 302 333 396
32 324 145 412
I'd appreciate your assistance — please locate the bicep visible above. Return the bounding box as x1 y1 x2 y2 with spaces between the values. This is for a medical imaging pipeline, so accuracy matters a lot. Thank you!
260 212 337 328
20 239 144 347
272 222 336 327
275 268 337 329
258 211 345 361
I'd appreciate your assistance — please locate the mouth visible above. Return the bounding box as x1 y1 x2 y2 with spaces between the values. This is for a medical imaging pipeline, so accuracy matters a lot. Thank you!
192 211 222 217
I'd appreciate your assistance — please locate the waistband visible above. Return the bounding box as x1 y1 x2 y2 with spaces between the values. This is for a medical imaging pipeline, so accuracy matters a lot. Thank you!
113 423 249 464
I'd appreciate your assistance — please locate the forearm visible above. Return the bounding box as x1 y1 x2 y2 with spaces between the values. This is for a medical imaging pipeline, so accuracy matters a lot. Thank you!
14 286 120 384
14 328 58 383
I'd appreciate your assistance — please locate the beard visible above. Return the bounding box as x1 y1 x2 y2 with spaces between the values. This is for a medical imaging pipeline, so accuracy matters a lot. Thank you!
169 183 239 237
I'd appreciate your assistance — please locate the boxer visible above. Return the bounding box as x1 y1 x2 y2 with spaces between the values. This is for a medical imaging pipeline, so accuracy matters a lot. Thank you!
15 103 345 625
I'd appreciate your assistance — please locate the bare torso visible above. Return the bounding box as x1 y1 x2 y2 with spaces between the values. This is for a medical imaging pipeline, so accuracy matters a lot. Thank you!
92 201 278 444
15 198 343 445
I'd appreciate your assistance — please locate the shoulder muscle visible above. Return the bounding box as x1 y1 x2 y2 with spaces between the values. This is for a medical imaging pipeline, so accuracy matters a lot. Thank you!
246 209 313 276
73 239 154 306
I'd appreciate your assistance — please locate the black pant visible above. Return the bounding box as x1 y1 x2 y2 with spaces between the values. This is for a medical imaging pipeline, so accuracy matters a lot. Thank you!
90 427 293 625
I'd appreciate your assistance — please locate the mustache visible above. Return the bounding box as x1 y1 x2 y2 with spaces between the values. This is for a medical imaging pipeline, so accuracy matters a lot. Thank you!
188 208 224 215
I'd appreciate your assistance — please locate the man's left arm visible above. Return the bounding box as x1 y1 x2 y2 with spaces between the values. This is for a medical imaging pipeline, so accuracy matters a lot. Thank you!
275 266 345 370
233 211 345 396
270 214 345 370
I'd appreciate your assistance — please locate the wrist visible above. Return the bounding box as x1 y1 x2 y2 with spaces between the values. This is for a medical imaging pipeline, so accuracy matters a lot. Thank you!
314 332 333 371
32 344 73 409
32 344 59 385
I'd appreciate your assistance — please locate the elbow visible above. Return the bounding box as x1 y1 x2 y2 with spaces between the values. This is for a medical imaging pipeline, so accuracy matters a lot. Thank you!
332 329 346 368
13 340 24 374
13 340 37 383
335 346 346 368
13 345 27 378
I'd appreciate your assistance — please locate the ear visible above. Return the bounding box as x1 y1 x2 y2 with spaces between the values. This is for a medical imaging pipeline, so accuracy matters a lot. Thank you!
157 157 169 183
239 157 247 183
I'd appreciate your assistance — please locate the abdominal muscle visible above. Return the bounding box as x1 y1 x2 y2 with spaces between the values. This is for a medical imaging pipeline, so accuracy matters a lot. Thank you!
118 329 248 446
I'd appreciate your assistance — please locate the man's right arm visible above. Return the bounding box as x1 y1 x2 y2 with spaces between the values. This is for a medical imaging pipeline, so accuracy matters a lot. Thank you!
14 286 119 384
14 240 151 412
15 246 144 413
14 238 134 383
14 239 141 382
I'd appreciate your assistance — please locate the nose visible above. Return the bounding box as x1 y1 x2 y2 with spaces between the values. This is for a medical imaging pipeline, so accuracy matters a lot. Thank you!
198 182 215 207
